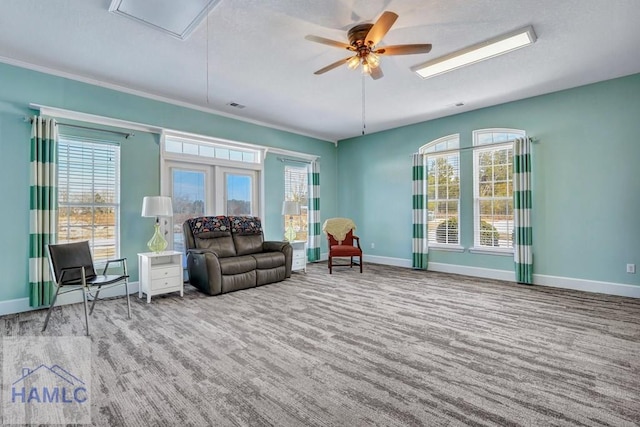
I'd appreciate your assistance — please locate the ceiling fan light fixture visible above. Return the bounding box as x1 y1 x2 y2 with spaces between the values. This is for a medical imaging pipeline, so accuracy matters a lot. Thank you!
367 52 380 68
347 56 361 70
362 61 371 75
411 26 536 79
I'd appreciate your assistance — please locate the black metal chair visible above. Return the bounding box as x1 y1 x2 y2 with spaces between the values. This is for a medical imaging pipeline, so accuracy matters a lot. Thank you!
43 241 131 336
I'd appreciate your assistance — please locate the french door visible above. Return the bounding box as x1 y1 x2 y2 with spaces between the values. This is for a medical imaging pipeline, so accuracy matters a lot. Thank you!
164 161 259 256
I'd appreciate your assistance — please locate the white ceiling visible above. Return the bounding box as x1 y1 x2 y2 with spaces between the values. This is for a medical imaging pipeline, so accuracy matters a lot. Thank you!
1 0 639 142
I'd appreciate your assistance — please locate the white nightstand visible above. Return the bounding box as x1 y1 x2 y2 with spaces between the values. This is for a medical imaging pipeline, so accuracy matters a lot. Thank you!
138 251 184 303
290 240 307 273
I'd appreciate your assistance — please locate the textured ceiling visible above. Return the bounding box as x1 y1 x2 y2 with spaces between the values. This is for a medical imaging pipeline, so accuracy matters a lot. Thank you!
1 0 639 142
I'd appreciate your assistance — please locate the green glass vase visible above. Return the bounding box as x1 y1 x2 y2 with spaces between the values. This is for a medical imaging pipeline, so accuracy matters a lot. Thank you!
147 223 168 253
284 224 296 242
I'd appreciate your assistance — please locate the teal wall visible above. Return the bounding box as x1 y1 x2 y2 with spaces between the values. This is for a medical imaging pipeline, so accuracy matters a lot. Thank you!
337 73 640 286
0 62 337 302
1 59 638 305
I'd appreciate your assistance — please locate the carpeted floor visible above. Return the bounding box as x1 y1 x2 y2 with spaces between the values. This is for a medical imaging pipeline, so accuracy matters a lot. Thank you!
2 262 640 426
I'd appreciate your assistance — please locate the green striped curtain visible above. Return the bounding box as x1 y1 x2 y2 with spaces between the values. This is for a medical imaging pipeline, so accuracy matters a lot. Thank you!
307 161 321 262
514 137 533 284
412 153 428 269
29 116 58 307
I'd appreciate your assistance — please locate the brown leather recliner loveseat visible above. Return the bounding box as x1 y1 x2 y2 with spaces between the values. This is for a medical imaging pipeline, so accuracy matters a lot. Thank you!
183 215 292 295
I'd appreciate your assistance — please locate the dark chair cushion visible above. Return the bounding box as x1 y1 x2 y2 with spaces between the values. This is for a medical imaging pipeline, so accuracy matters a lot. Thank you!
233 234 264 256
219 256 256 275
195 235 236 258
48 241 97 284
188 216 237 257
229 216 264 255
252 252 286 269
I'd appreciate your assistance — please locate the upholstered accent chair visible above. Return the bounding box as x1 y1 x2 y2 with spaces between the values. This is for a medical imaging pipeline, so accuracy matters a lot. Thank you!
323 218 363 274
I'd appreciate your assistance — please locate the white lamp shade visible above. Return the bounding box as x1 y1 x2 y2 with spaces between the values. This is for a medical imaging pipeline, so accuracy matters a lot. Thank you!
141 196 173 217
281 201 300 216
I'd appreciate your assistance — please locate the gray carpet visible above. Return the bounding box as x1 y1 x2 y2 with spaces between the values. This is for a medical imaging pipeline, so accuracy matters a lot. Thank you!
2 262 640 426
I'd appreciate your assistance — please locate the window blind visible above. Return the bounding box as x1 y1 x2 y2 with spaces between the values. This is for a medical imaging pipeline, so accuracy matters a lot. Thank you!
284 165 308 240
426 153 460 244
58 137 121 263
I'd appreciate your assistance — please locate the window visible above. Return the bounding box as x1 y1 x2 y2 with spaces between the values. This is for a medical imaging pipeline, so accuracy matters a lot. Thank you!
224 171 253 215
162 132 263 252
57 136 120 264
421 135 460 246
164 135 260 164
472 129 524 250
284 165 308 241
171 168 206 257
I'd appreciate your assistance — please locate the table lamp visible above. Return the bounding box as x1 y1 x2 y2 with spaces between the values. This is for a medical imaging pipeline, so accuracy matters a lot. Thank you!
141 196 173 253
281 201 300 241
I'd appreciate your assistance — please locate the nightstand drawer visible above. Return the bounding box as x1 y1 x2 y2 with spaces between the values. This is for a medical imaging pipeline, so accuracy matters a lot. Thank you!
151 277 182 292
293 251 306 261
151 266 181 280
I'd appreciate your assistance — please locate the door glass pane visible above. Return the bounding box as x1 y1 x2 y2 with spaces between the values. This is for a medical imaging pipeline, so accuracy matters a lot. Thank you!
226 173 252 215
172 169 205 259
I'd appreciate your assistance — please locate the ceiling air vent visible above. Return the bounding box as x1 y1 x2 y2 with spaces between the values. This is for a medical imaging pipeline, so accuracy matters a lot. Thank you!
109 0 221 40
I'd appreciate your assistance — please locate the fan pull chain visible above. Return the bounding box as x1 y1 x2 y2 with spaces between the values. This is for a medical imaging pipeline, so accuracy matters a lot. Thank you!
361 74 366 135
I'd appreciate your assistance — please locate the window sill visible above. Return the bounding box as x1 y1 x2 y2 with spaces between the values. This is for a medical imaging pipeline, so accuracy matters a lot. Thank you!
428 244 465 253
469 247 513 257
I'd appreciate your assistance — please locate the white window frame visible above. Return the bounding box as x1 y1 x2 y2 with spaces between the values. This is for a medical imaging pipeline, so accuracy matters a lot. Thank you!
471 128 525 255
160 130 265 250
420 134 463 252
57 135 121 265
284 164 309 241
219 167 259 216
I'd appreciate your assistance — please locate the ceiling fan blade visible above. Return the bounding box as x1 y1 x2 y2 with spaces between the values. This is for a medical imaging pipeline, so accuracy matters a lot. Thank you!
313 57 353 75
370 66 384 80
376 44 433 55
305 35 353 51
365 11 398 46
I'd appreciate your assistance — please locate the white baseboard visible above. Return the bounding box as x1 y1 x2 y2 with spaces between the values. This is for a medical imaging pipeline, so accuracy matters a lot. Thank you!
363 254 412 268
0 298 34 317
362 256 640 299
533 274 640 298
0 282 140 317
427 262 516 281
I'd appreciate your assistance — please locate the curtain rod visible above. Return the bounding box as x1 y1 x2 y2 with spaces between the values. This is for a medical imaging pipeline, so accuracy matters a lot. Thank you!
278 157 311 165
58 122 134 139
412 137 536 156
24 116 134 139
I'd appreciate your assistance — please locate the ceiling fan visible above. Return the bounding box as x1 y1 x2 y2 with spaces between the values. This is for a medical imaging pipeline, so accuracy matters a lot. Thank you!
305 11 432 80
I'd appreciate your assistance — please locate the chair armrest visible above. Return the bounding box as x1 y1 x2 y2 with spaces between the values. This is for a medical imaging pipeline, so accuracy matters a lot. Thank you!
262 241 291 252
187 248 220 257
102 258 128 276
353 235 361 249
263 241 293 278
186 248 222 295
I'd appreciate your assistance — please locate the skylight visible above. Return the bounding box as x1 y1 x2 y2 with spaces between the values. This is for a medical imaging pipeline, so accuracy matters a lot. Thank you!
109 0 221 40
